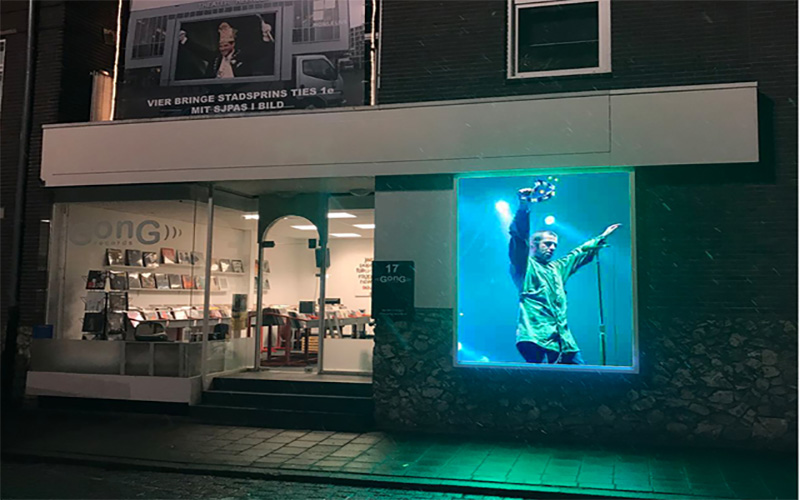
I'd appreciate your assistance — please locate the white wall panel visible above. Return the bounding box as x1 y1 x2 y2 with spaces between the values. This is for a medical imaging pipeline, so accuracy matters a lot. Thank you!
375 190 454 309
26 372 202 403
609 86 760 166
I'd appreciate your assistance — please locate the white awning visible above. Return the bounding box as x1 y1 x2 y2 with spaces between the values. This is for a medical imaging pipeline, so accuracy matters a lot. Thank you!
41 82 759 187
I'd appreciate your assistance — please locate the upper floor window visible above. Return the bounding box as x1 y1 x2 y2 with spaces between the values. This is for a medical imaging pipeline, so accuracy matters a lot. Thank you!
293 0 341 43
132 15 168 59
508 0 610 79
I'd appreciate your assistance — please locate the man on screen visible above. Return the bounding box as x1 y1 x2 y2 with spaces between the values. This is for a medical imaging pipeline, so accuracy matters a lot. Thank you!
177 16 275 80
509 187 621 364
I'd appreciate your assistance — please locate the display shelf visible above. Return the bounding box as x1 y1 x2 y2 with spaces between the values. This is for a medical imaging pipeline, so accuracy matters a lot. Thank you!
115 288 227 294
104 264 194 270
103 265 247 276
136 318 230 327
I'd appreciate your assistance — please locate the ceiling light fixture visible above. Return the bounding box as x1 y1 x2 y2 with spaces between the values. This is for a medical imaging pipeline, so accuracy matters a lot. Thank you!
331 233 361 238
353 224 375 229
291 225 317 231
327 212 356 219
242 214 259 220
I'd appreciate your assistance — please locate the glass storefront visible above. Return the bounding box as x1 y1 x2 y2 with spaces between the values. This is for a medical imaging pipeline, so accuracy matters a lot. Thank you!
34 186 375 389
39 196 255 379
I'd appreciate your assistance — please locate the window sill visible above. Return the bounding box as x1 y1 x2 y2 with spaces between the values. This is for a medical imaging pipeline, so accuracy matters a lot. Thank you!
508 65 611 80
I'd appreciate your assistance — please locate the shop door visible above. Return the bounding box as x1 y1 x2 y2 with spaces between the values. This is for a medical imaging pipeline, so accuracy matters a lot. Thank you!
317 201 375 374
254 194 330 371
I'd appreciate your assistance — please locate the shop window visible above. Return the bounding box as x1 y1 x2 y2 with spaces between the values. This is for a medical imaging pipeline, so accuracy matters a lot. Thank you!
38 198 255 378
508 0 610 79
456 171 637 372
48 200 210 342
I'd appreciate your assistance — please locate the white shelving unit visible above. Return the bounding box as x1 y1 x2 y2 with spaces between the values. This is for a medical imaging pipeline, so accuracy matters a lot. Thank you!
103 264 247 277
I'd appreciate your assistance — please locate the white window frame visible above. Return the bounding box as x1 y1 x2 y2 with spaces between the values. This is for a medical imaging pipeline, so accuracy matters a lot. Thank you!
507 0 611 79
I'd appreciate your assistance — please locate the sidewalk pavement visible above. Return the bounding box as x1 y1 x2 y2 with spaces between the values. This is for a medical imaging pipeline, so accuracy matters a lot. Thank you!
2 409 796 500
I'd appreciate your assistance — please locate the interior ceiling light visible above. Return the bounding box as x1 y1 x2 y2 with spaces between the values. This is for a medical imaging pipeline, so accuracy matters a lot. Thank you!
331 233 361 238
353 224 375 229
291 225 317 230
328 212 356 219
242 214 259 220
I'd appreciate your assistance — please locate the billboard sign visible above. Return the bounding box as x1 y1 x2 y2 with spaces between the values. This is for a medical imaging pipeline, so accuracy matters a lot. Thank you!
118 0 365 118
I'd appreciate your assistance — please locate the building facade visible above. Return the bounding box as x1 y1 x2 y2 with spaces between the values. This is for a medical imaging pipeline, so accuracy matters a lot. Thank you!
370 0 797 450
4 0 796 451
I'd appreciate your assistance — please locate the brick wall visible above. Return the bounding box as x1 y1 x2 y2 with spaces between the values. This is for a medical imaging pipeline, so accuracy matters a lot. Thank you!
379 0 797 319
1 0 66 331
1 0 117 330
0 5 28 331
60 1 118 121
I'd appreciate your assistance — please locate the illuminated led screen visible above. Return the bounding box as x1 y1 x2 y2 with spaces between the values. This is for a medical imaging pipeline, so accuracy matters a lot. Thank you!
456 171 636 370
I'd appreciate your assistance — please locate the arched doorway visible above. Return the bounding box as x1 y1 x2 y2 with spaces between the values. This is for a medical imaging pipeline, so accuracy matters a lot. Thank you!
254 194 330 371
259 215 321 368
251 193 376 375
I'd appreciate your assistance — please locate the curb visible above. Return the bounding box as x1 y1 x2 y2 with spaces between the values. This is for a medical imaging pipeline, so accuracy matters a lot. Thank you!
2 450 715 500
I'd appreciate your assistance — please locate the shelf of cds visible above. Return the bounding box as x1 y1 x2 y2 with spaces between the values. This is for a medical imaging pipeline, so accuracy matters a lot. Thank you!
79 246 250 340
104 264 247 277
104 247 247 273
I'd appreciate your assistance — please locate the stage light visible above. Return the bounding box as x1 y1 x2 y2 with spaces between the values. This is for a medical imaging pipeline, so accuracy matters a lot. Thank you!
545 215 556 225
458 342 462 351
495 200 512 226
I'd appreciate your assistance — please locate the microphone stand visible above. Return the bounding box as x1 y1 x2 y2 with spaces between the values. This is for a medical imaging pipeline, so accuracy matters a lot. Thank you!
596 251 607 366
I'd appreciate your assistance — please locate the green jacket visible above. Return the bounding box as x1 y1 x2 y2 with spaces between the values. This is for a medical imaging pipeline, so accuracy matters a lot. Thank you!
509 203 603 353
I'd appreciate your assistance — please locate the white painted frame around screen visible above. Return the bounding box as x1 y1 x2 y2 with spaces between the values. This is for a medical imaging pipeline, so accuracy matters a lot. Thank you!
507 0 611 79
452 168 639 374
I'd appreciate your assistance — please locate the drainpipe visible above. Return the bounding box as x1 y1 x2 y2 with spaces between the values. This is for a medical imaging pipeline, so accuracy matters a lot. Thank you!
2 0 38 410
369 0 380 106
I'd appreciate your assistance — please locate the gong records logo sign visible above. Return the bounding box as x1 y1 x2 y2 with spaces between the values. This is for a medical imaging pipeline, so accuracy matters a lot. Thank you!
69 219 183 247
372 261 415 321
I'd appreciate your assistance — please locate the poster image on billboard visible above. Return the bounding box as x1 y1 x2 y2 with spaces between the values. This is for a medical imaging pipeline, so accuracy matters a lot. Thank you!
118 0 365 119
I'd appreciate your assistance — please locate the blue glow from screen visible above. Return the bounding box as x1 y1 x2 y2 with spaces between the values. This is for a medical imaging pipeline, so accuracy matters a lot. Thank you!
457 171 634 368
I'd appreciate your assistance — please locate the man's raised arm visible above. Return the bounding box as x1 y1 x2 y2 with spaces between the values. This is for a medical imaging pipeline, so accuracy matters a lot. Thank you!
509 191 533 290
556 223 621 281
